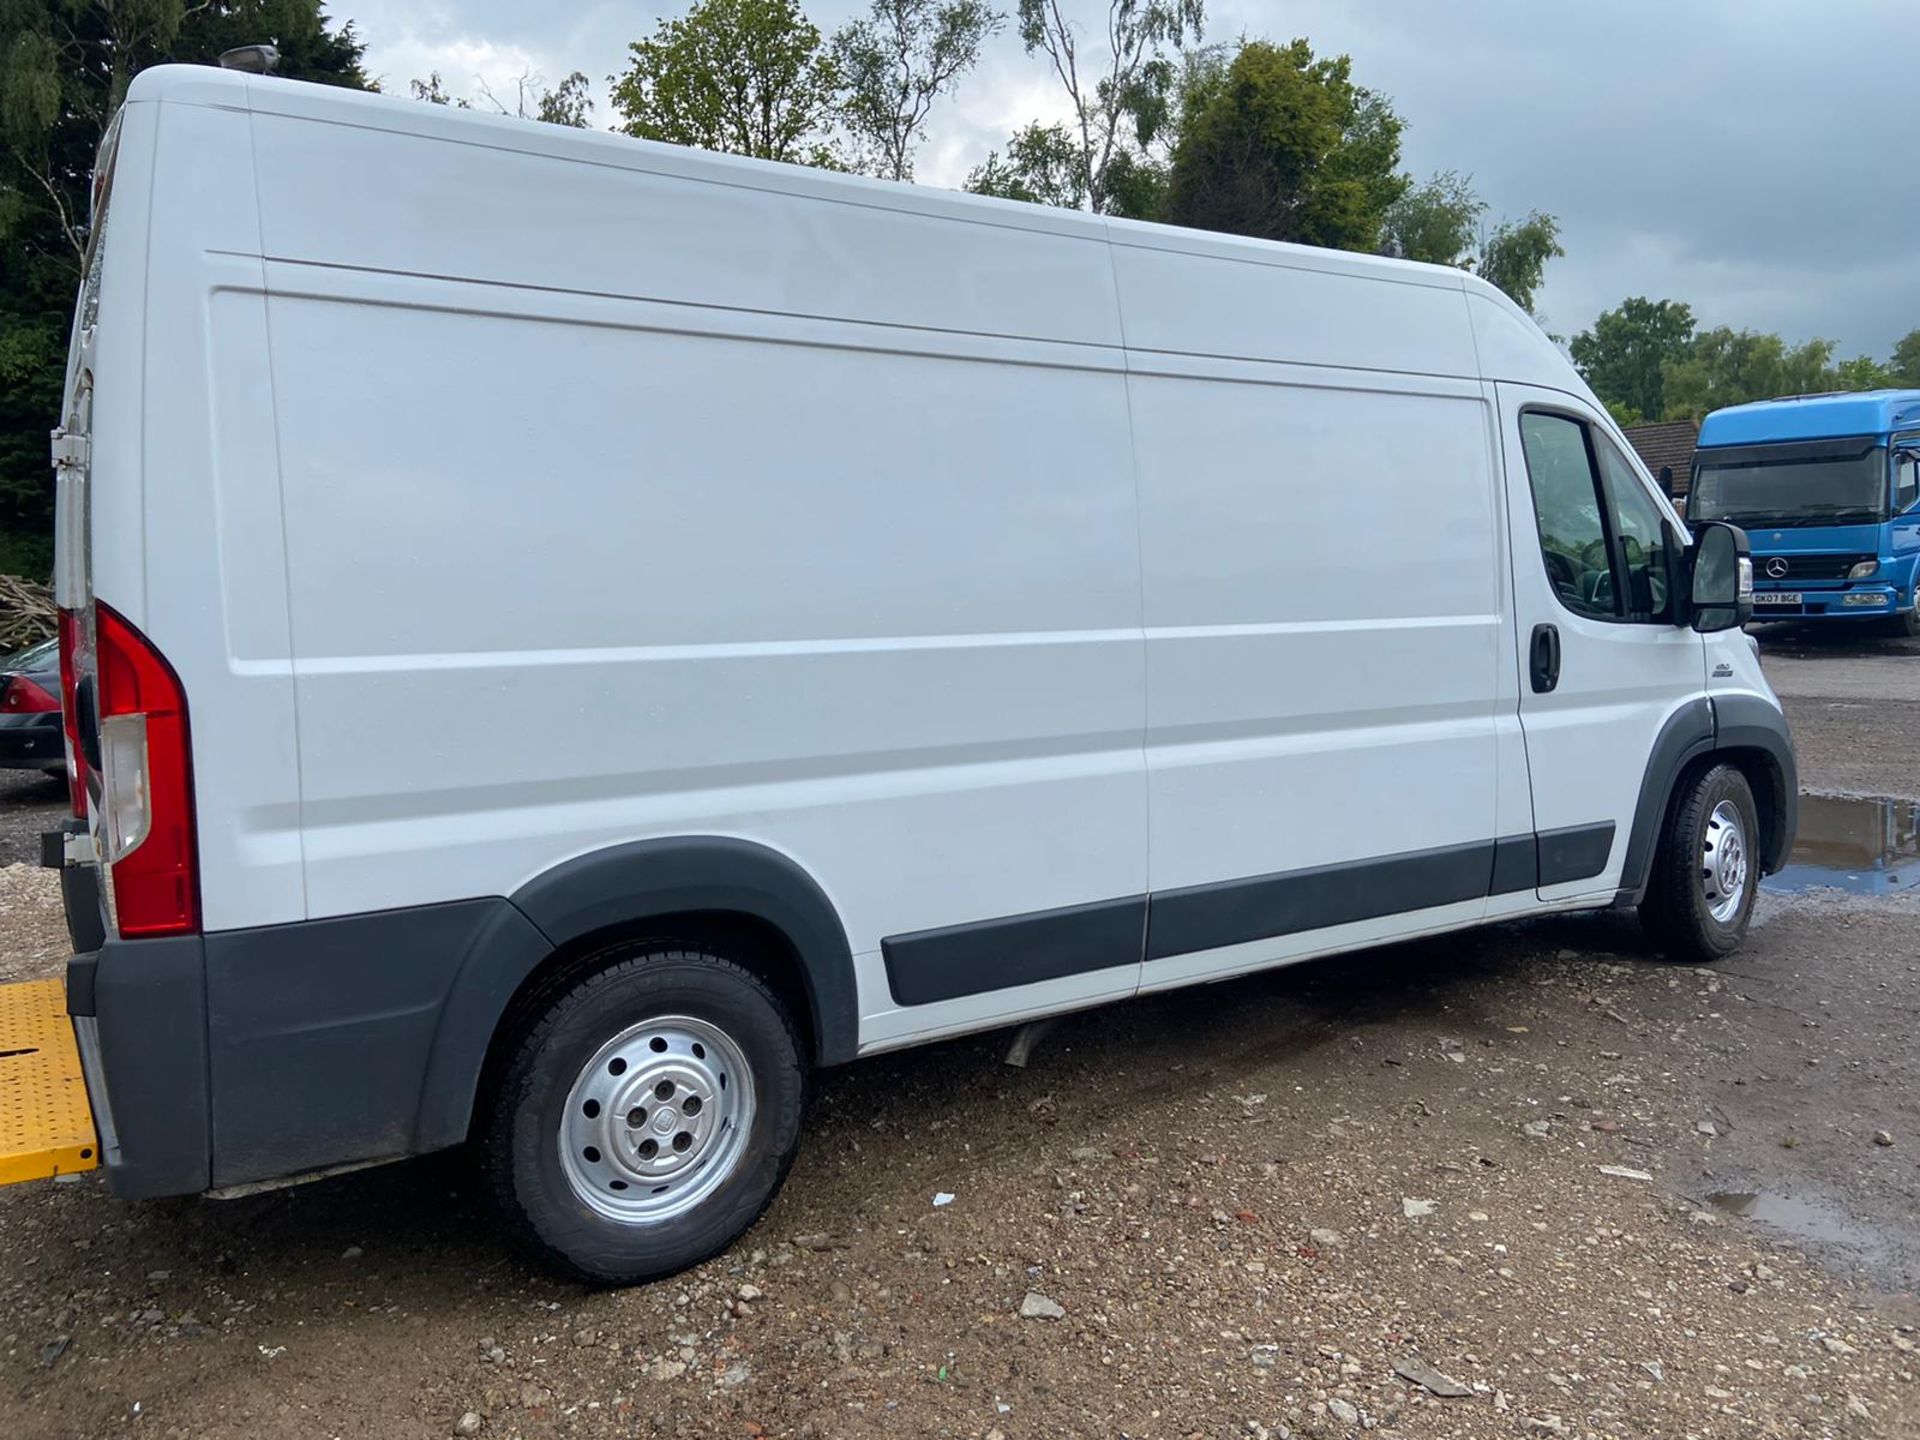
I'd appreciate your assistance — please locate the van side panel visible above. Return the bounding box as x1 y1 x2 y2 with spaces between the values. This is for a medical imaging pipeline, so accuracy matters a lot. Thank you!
1107 234 1478 376
139 99 306 931
1119 338 1504 977
248 115 1150 1032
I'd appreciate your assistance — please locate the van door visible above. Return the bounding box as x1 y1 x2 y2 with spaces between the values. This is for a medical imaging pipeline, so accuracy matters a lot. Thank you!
1497 384 1706 903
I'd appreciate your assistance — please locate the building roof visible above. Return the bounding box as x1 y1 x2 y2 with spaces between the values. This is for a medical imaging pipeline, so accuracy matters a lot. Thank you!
1697 390 1920 448
1622 419 1700 495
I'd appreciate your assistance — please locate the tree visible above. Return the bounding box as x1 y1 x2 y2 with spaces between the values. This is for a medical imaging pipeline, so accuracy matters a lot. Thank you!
410 72 469 107
417 69 596 127
1832 354 1891 392
1381 170 1482 266
1475 212 1563 318
1162 38 1407 253
1383 171 1565 314
0 1 366 577
833 0 1001 181
1889 329 1920 388
1569 298 1696 425
1660 328 1840 420
611 0 843 166
1005 0 1205 214
535 72 595 128
965 121 1087 207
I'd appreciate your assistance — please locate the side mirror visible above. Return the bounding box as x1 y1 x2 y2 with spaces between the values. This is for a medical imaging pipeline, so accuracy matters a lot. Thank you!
1658 465 1675 500
1690 521 1752 633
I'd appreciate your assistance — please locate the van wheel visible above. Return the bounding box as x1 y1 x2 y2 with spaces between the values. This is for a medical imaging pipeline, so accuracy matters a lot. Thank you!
483 946 805 1286
1888 590 1920 638
1638 763 1759 964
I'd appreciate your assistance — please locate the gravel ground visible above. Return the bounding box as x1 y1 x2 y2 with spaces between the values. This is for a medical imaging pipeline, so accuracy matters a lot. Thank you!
1 635 1917 1440
0 767 64 868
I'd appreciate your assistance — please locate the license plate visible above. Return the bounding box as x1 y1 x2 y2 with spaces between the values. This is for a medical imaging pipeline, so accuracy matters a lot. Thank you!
1753 592 1802 607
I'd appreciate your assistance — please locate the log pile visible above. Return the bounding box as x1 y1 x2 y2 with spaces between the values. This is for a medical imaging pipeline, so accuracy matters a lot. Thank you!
0 574 57 652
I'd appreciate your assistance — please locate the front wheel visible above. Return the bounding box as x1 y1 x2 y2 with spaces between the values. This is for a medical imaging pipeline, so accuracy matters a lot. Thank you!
1638 763 1760 964
1886 589 1920 638
483 946 806 1285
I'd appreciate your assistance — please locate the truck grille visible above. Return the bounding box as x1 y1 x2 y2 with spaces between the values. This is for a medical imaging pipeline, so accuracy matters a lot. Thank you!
1754 553 1872 582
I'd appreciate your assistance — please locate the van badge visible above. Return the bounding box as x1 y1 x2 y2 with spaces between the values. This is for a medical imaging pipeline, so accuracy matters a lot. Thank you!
1712 662 1733 678
1765 557 1789 579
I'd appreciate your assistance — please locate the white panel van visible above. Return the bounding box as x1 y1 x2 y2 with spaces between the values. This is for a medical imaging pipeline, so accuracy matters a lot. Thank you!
35 67 1795 1283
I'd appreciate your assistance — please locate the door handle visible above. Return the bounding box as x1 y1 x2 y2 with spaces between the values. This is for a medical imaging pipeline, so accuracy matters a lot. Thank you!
1529 622 1561 694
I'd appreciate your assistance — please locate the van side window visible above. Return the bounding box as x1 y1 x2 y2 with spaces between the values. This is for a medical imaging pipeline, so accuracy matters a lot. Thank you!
1518 413 1674 624
1897 440 1919 512
1518 413 1615 619
1595 438 1673 622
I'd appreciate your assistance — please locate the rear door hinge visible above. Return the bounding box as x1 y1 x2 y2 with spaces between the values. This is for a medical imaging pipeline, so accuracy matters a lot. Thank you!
49 429 89 473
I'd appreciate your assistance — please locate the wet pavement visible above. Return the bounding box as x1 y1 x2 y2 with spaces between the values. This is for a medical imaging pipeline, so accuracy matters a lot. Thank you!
1765 793 1920 898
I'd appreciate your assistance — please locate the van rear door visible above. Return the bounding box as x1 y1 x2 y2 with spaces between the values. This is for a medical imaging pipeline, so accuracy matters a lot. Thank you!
1497 384 1706 902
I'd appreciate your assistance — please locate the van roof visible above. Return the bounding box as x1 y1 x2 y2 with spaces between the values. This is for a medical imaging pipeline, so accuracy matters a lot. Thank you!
122 64 1588 400
1697 390 1920 448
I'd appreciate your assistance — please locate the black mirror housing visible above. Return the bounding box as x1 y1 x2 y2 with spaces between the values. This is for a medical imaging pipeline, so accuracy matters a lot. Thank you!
1690 522 1752 633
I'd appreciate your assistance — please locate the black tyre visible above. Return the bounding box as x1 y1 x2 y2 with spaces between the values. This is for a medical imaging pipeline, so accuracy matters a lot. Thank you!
1638 763 1759 964
483 946 805 1286
1886 590 1920 638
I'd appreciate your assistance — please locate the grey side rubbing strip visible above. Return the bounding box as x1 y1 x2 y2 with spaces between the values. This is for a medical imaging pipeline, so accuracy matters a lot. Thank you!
1489 835 1538 895
881 895 1148 1006
884 823 1628 1004
1536 822 1616 886
1144 839 1494 962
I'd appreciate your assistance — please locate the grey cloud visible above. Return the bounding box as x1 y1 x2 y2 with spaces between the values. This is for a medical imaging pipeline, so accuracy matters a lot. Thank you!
348 0 1920 356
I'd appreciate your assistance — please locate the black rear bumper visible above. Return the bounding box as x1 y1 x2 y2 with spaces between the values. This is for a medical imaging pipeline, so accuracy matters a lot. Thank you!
65 897 549 1199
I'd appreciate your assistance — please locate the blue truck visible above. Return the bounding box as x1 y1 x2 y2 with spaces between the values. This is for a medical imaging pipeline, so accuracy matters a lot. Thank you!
1688 390 1920 634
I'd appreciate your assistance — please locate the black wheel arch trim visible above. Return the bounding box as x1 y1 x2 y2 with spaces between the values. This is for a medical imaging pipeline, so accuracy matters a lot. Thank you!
506 835 859 1067
1618 693 1797 902
1712 692 1799 876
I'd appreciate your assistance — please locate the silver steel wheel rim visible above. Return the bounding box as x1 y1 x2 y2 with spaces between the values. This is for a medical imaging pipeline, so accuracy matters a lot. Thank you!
1700 799 1750 925
560 1014 756 1224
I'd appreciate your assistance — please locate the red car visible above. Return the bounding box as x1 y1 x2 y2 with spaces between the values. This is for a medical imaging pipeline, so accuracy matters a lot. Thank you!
0 637 63 776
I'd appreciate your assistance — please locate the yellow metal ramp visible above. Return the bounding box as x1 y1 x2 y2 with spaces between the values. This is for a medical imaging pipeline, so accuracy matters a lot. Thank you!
0 978 98 1184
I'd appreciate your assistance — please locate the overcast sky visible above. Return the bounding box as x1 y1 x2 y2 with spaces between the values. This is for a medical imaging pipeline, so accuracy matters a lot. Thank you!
337 0 1919 360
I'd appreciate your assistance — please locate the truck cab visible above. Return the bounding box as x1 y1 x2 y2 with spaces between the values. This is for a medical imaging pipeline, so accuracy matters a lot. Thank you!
1687 391 1920 634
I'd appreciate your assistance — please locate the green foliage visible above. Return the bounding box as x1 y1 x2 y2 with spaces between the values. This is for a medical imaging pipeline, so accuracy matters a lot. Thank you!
1832 354 1892 392
409 72 468 107
1162 39 1407 252
1659 328 1840 420
1569 297 1696 425
1005 0 1204 213
0 1 366 580
965 122 1087 208
611 0 843 166
1890 330 1920 388
1475 212 1562 317
535 72 594 128
1382 170 1482 266
833 0 1001 181
414 69 596 127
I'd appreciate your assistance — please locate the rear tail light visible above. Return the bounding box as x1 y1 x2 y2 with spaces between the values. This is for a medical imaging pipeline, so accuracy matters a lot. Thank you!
0 674 58 713
57 608 89 815
94 603 198 937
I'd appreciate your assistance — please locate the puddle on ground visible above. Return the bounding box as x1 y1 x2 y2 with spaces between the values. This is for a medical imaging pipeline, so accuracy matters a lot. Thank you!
1704 1189 1896 1270
1761 793 1920 897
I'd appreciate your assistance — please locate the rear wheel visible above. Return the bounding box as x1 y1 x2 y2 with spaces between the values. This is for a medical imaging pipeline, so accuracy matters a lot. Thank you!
484 946 805 1286
1638 763 1759 964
